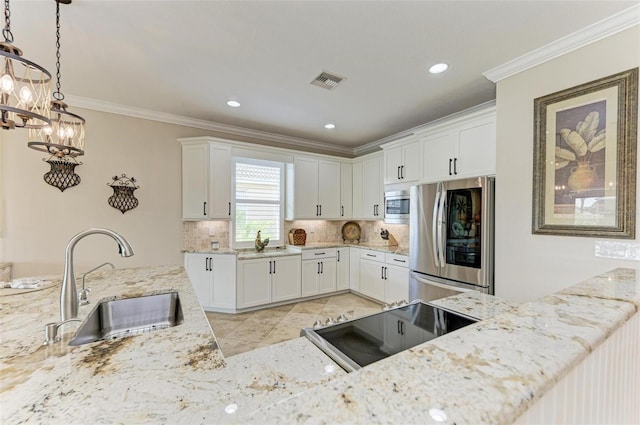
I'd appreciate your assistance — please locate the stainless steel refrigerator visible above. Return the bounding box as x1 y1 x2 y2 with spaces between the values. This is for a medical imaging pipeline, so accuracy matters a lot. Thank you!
409 176 495 301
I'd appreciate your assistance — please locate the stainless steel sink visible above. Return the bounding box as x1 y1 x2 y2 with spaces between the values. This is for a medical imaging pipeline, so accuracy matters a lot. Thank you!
69 291 184 346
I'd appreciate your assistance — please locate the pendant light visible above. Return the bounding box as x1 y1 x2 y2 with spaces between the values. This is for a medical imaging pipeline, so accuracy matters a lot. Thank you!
28 0 85 158
0 0 51 129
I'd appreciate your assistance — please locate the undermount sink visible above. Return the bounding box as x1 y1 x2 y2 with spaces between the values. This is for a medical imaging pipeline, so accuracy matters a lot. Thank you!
69 291 184 346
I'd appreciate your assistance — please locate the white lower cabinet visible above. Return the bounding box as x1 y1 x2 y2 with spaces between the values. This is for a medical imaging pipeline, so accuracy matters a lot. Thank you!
336 247 350 291
349 247 360 292
358 249 409 303
301 249 337 297
237 256 301 308
184 253 236 311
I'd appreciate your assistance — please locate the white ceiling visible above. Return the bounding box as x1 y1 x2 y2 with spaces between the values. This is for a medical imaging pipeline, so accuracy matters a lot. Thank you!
11 0 638 154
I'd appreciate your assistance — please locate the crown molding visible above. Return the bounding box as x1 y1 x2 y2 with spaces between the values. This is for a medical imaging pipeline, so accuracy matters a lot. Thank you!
484 4 640 82
66 95 356 157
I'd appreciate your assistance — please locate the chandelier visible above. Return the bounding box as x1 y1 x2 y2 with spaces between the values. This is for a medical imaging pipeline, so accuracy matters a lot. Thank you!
29 0 84 157
0 0 51 130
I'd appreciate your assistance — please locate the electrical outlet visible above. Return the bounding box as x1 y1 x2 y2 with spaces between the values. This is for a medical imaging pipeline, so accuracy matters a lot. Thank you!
209 226 216 236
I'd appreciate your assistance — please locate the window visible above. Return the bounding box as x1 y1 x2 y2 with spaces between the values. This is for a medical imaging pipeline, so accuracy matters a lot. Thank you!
232 157 284 248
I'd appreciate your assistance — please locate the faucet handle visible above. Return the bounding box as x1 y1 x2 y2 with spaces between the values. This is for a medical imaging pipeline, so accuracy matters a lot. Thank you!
78 287 91 305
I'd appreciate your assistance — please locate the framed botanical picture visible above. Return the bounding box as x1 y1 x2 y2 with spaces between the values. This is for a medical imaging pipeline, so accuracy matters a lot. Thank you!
532 68 638 238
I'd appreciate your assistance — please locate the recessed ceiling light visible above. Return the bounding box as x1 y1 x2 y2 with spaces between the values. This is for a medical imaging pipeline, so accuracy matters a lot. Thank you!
429 63 449 74
226 100 241 108
324 123 336 129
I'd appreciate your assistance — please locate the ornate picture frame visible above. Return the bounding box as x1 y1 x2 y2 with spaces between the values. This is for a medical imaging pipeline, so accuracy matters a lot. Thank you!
532 68 638 238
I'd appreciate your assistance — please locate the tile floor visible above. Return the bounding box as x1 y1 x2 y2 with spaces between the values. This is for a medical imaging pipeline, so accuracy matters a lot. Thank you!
205 292 382 357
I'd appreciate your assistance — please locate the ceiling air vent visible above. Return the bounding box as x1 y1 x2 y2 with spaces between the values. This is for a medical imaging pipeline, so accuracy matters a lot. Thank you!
311 71 345 90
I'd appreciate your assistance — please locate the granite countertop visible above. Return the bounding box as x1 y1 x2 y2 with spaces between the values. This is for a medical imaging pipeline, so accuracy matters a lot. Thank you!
184 242 410 259
0 265 345 423
252 268 640 424
4 264 637 424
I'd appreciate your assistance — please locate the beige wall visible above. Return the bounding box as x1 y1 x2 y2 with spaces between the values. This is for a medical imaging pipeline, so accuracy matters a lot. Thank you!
0 109 224 278
495 27 640 301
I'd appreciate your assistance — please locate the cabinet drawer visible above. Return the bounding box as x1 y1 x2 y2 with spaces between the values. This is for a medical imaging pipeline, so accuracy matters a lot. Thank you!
302 248 337 260
385 253 409 268
360 249 384 262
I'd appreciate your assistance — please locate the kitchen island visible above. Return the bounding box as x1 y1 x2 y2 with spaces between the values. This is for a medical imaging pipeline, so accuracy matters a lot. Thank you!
1 265 638 424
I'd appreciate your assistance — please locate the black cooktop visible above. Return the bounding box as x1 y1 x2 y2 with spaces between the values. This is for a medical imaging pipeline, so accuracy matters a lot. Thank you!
302 302 478 372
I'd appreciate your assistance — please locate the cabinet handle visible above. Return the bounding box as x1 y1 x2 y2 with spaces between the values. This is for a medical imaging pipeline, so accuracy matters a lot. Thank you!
314 252 326 256
273 260 276 274
393 258 406 263
269 260 272 274
319 205 322 216
317 262 320 274
366 253 376 257
397 320 401 335
337 250 340 262
381 266 384 279
397 166 401 180
401 165 405 179
204 258 208 271
385 266 388 279
341 206 344 217
228 202 231 216
203 201 207 216
448 158 452 176
321 261 324 274
454 158 458 175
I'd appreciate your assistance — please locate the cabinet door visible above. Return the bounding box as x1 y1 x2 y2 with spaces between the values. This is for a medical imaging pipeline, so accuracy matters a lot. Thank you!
209 144 232 219
318 258 337 294
318 160 341 219
384 146 403 184
272 256 301 302
456 118 496 178
301 260 319 297
211 254 236 310
237 259 271 308
361 155 383 219
359 259 385 302
182 143 209 219
384 264 409 304
184 253 212 307
336 248 350 291
340 163 352 219
422 132 455 183
401 141 421 182
351 161 363 219
349 247 360 292
293 157 320 219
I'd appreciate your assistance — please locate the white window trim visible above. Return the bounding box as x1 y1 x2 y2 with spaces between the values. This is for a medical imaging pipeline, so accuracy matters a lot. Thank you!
231 157 285 249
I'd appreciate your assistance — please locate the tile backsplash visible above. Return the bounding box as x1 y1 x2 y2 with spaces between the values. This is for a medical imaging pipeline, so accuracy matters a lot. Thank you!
183 220 409 251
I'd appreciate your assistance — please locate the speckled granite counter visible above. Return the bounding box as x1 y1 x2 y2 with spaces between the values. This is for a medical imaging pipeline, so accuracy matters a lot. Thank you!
5 265 635 424
183 242 410 258
0 265 345 424
251 268 640 424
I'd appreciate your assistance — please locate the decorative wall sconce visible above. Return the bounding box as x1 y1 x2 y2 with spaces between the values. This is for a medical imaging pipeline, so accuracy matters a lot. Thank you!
107 174 139 214
43 155 81 192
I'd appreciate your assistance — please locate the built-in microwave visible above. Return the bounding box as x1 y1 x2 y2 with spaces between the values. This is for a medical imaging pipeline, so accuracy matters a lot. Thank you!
384 190 410 224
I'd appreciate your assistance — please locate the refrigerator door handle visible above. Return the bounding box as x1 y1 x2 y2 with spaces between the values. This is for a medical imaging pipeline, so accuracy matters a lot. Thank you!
436 182 447 268
432 182 442 267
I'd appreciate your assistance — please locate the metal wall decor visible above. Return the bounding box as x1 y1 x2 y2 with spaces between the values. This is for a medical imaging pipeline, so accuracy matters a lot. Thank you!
107 174 139 214
43 155 81 191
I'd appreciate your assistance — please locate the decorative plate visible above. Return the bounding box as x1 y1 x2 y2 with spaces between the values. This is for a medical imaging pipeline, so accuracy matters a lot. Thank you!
341 221 361 243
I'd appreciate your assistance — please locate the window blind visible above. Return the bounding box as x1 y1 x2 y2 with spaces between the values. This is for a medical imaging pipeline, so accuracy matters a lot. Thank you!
234 160 282 244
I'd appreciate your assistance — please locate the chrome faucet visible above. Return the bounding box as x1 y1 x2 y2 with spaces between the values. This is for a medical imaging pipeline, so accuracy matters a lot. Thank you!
60 228 134 321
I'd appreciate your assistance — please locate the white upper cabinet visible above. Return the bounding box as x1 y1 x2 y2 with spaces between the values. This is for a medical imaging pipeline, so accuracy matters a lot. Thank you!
353 153 384 219
421 108 496 183
383 138 422 184
340 163 352 219
181 141 232 220
287 156 342 219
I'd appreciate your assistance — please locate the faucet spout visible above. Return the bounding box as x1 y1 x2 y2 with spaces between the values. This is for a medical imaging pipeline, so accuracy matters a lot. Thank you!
60 228 134 321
